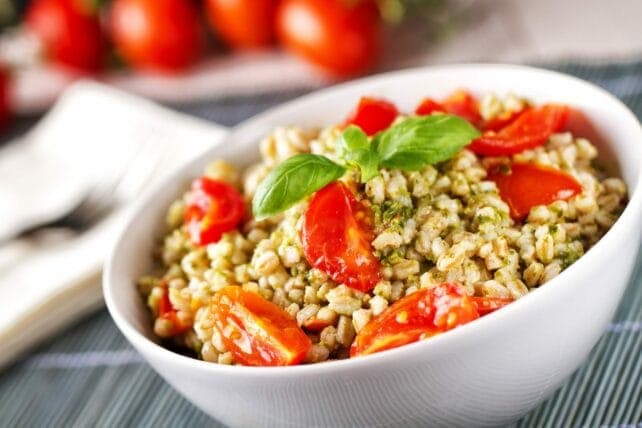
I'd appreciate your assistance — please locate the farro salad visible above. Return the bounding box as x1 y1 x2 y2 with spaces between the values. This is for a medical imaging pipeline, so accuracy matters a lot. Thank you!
139 90 628 367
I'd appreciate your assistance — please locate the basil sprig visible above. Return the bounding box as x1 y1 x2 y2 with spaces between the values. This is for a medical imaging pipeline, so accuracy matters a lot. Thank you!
337 125 380 182
374 115 479 170
252 154 346 220
251 114 479 220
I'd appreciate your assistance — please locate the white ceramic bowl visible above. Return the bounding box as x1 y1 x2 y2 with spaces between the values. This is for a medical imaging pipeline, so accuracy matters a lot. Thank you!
104 64 642 427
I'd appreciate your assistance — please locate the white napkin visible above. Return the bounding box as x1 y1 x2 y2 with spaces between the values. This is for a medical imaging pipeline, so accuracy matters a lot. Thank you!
0 82 228 367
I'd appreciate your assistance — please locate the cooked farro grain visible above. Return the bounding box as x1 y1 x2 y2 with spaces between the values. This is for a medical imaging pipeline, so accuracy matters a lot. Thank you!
139 92 628 366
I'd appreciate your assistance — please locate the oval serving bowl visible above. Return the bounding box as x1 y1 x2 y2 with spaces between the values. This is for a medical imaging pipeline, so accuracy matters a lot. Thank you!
104 64 642 428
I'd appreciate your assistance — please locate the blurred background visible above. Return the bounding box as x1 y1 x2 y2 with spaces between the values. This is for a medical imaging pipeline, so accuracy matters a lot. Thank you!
0 0 641 138
0 1 641 426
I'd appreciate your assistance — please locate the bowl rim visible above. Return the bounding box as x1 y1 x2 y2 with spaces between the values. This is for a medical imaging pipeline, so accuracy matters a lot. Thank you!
103 63 642 377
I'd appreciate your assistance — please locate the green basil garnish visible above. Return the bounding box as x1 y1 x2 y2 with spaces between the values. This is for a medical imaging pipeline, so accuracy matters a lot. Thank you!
251 114 480 220
374 115 480 170
252 154 346 221
337 125 380 182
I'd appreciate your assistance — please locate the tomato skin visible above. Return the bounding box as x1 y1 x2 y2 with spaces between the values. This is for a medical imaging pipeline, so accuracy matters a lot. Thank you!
482 109 523 132
415 90 481 127
302 181 381 293
109 0 204 73
184 177 245 246
25 0 106 72
205 0 277 49
470 296 513 315
488 162 582 220
415 98 444 116
469 105 570 156
351 283 479 357
211 286 312 366
158 286 191 336
276 0 381 76
345 96 398 136
442 90 482 128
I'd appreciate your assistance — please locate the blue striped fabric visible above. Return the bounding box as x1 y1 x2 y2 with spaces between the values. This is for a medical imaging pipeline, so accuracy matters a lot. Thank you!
0 60 641 428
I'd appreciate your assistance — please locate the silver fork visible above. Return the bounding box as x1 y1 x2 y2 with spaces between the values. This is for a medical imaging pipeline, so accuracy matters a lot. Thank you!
6 135 164 241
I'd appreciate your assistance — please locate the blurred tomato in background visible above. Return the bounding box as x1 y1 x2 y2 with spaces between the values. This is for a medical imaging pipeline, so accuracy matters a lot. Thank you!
25 0 106 72
109 0 205 72
2 0 427 76
276 0 381 76
205 0 277 49
0 0 445 134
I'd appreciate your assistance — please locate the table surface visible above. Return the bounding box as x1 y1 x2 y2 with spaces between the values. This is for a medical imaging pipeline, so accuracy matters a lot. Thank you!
1 60 641 428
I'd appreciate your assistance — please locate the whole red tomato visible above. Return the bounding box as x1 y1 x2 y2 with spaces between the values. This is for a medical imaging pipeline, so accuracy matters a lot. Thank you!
109 0 205 73
205 0 277 49
25 0 107 72
276 0 381 76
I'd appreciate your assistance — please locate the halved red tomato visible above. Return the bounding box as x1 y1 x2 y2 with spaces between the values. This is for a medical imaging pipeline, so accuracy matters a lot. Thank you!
488 162 582 220
469 104 570 156
414 98 444 116
184 177 245 246
415 90 481 128
345 97 398 136
158 286 191 336
302 181 381 292
211 286 312 366
482 109 523 132
442 90 482 128
350 283 479 357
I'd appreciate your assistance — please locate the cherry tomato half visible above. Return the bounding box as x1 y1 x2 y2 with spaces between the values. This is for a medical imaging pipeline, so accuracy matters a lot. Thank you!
469 105 570 156
441 90 482 128
109 0 204 73
345 96 399 136
211 286 312 366
414 98 444 116
205 0 277 49
482 108 523 132
415 90 481 128
488 162 582 220
158 286 191 336
276 0 381 76
25 0 107 72
184 177 245 246
302 181 381 293
350 283 479 357
470 296 513 315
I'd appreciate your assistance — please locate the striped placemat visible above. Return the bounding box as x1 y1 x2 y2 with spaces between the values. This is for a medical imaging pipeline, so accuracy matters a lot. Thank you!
0 60 641 428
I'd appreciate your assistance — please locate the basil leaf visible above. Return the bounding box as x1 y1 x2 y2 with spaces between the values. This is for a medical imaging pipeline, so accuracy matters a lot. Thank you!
337 125 380 182
252 154 346 220
375 115 480 170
